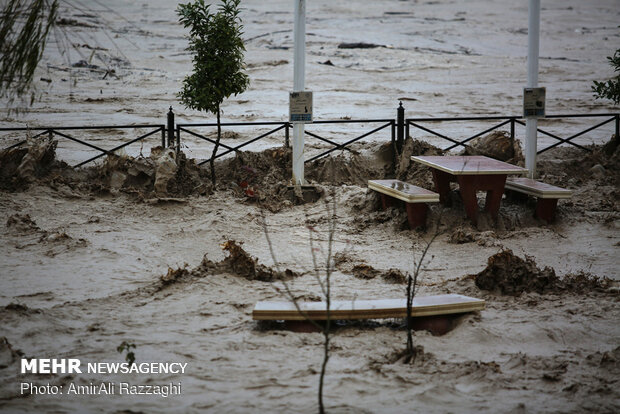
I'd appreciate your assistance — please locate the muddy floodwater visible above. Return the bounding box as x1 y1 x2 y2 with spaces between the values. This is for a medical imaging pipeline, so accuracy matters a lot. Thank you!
1 0 619 413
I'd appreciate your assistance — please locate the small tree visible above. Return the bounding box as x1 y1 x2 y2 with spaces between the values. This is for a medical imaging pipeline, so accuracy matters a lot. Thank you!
592 48 620 105
177 0 250 186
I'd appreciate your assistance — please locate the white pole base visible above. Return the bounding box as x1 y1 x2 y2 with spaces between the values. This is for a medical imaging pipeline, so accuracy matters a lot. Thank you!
525 118 538 179
292 123 306 186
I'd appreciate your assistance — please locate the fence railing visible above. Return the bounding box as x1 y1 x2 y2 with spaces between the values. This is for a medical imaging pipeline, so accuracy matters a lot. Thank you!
176 121 288 166
176 118 395 166
0 124 165 168
302 119 395 163
2 105 618 169
406 113 619 154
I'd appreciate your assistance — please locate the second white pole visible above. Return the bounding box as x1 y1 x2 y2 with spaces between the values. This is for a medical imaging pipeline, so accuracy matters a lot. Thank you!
292 0 306 185
525 0 540 179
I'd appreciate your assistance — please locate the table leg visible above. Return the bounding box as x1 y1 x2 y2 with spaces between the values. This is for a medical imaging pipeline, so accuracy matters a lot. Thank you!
432 170 453 206
483 175 507 218
456 175 479 224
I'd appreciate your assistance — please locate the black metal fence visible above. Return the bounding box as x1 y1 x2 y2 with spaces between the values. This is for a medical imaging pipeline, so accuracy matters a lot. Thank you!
0 124 165 168
405 113 619 154
176 118 395 166
1 104 618 169
176 120 289 166
304 119 395 163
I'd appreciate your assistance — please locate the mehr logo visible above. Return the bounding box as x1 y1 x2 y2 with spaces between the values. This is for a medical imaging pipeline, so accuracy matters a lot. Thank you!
21 359 82 374
21 358 189 374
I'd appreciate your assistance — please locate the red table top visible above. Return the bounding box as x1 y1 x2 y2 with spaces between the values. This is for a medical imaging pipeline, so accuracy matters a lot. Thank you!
411 155 528 175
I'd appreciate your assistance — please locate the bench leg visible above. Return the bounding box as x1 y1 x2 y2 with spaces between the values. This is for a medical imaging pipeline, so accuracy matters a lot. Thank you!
535 198 558 222
505 189 528 203
380 194 396 210
406 203 428 229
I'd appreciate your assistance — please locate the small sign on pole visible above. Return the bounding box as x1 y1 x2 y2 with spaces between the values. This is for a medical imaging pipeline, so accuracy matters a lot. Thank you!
289 91 313 123
523 87 546 118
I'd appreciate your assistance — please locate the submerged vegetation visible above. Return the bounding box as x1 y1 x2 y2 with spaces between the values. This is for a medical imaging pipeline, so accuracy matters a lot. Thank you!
0 0 58 106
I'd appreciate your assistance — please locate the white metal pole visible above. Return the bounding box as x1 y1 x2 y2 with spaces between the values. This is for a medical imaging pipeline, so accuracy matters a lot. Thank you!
292 0 306 185
525 0 540 179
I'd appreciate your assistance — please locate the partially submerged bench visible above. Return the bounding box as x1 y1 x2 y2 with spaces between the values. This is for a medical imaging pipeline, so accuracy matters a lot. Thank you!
505 177 572 222
368 179 439 229
252 294 485 321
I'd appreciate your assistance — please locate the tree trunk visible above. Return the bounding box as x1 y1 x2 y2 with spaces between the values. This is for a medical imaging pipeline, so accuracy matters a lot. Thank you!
318 331 329 414
319 287 332 414
406 274 413 356
406 269 420 363
210 104 221 186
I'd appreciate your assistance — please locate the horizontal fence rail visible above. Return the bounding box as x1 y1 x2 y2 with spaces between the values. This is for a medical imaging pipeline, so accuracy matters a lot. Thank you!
406 113 619 154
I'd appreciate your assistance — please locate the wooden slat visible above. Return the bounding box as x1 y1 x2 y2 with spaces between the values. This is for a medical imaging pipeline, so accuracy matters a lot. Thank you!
411 155 528 176
505 177 572 199
252 294 485 321
368 179 439 203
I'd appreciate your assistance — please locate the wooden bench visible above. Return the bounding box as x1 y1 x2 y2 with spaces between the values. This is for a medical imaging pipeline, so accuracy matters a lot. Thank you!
252 294 485 321
504 177 572 222
368 179 439 229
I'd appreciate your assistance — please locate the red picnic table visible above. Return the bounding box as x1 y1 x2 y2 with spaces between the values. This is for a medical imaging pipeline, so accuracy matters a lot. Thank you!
411 155 528 224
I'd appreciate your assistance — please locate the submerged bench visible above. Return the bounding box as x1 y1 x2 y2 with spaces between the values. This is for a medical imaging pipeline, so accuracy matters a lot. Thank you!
505 177 572 222
252 294 485 321
368 179 439 229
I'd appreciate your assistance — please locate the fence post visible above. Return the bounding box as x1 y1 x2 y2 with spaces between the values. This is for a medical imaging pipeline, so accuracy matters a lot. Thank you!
167 106 175 148
615 114 619 139
397 101 405 154
48 129 53 141
285 123 290 148
391 120 397 171
510 117 515 141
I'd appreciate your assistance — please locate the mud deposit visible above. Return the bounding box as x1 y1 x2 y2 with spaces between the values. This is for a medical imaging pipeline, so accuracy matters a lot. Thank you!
473 249 613 296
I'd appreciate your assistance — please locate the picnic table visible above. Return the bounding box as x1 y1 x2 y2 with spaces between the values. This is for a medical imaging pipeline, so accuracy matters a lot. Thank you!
411 155 527 224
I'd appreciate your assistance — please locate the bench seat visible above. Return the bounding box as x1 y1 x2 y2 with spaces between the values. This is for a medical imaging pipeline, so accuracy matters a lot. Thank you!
505 177 572 199
368 179 439 229
368 179 440 203
252 294 485 321
505 177 572 222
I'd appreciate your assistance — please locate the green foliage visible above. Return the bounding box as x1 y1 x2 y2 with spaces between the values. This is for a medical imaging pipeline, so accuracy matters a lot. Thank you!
0 0 58 105
177 0 249 115
592 49 620 105
117 341 136 365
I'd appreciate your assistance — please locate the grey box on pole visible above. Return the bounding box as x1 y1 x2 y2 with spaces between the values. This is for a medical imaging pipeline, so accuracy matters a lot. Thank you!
523 87 546 118
289 91 313 123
